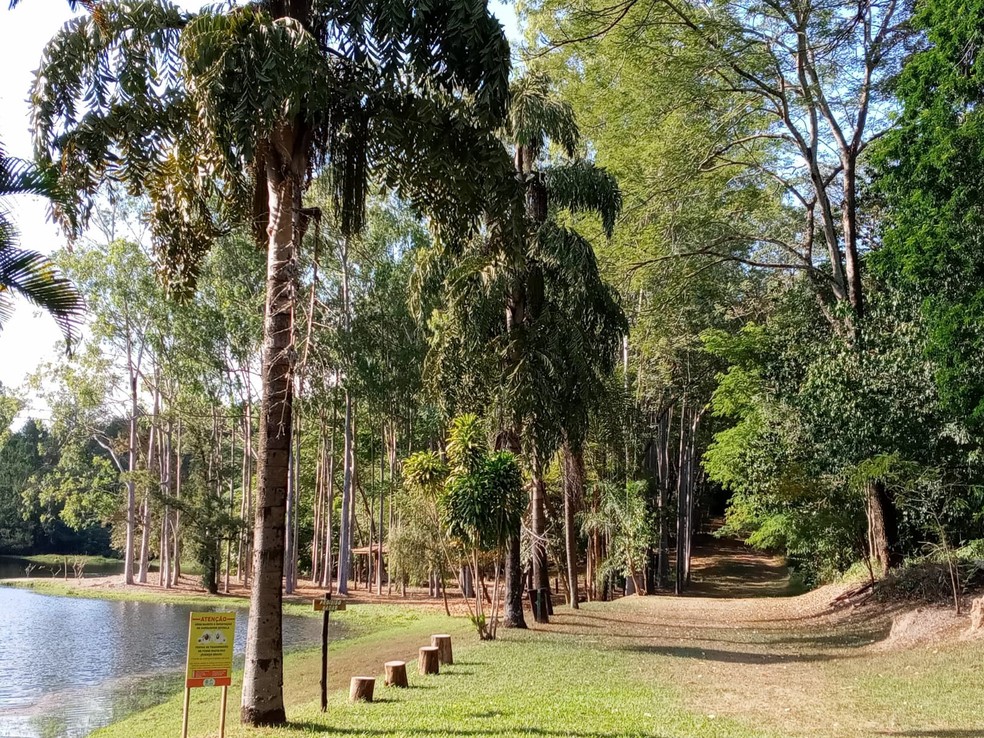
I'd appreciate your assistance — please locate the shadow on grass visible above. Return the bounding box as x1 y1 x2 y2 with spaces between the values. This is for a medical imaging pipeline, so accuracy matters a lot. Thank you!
286 723 666 737
874 731 984 737
618 643 858 664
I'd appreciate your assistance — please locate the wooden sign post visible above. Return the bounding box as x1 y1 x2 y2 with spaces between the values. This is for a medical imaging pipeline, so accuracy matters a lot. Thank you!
313 593 346 712
181 611 236 738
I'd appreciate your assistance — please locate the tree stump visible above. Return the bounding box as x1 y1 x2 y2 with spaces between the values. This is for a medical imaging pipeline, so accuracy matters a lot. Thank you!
430 634 453 665
349 676 375 702
384 660 408 688
418 646 440 675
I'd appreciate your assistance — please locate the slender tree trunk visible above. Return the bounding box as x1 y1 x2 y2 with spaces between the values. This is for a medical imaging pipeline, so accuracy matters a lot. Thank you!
497 428 527 629
241 130 303 727
377 425 384 595
321 397 337 588
562 442 582 609
138 387 159 584
531 458 549 620
173 419 182 584
125 352 138 585
657 406 672 589
338 390 354 594
675 401 689 595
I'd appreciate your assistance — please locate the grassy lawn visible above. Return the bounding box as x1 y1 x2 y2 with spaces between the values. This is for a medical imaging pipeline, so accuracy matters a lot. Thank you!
89 617 779 738
831 640 984 735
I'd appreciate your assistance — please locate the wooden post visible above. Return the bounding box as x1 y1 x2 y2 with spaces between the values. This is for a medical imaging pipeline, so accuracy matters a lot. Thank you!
180 688 190 738
430 634 453 665
218 685 228 738
349 676 375 702
418 646 439 675
384 660 408 688
320 591 330 712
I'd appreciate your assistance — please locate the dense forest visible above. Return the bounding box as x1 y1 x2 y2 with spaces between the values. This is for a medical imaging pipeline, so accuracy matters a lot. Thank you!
4 0 984 726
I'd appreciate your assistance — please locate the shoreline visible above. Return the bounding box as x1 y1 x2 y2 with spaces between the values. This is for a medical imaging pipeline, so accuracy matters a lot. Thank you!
0 573 476 618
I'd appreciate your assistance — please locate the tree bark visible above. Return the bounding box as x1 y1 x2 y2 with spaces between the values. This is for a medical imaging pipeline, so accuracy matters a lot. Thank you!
337 390 354 594
866 479 900 571
241 129 302 727
530 458 549 623
562 442 583 608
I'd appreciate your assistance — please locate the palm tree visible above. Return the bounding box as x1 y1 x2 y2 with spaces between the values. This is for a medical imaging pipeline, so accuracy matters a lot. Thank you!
0 143 84 344
31 0 509 725
416 70 626 627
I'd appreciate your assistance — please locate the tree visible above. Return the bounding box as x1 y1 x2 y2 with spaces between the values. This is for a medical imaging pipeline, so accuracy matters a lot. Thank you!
527 0 909 323
416 70 625 624
0 142 83 342
871 0 984 439
32 0 510 723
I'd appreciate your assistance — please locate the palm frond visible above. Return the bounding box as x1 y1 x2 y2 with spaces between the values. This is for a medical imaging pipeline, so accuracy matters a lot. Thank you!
544 160 622 238
0 242 85 345
507 70 579 158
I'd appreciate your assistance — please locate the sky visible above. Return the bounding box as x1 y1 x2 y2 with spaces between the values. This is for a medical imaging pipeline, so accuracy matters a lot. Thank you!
0 0 522 401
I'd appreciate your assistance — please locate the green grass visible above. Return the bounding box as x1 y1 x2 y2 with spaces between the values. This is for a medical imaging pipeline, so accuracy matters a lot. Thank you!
88 621 778 738
832 640 984 733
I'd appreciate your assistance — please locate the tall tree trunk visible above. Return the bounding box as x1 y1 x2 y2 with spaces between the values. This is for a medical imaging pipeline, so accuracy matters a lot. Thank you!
125 350 138 585
561 442 583 609
530 456 549 623
867 479 900 571
497 428 527 629
241 130 303 727
173 419 182 584
138 387 159 584
657 406 672 589
321 398 337 588
338 390 354 594
675 401 689 595
377 425 384 595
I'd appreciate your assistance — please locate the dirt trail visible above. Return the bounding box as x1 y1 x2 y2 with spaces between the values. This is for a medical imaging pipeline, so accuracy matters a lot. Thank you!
543 538 973 738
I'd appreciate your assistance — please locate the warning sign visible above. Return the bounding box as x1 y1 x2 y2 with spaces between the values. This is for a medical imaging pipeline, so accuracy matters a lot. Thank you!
185 612 236 688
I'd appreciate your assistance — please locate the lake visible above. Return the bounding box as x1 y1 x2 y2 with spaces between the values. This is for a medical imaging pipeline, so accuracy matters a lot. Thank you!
0 587 332 738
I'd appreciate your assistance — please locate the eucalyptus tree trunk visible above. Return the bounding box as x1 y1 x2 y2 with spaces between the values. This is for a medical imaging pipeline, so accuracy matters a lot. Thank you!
656 406 672 589
138 387 159 584
241 127 304 727
497 425 527 629
377 425 385 595
172 419 182 584
124 344 138 585
675 401 690 595
284 419 296 595
320 398 337 588
338 391 354 594
530 458 550 622
561 442 584 609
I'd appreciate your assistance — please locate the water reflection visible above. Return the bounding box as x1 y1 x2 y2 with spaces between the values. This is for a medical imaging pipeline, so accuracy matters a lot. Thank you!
0 587 332 738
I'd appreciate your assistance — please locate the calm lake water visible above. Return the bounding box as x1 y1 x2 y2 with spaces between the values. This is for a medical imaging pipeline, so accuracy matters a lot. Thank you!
0 587 332 738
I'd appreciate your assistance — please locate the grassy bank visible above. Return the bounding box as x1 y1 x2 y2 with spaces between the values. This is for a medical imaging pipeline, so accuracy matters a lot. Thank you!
1 578 257 610
89 619 775 738
0 553 124 568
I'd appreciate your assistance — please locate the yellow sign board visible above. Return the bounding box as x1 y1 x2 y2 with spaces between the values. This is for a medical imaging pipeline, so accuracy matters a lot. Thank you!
313 598 346 612
185 611 236 688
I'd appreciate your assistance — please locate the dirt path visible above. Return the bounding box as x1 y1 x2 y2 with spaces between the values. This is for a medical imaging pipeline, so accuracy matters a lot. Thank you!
542 539 975 738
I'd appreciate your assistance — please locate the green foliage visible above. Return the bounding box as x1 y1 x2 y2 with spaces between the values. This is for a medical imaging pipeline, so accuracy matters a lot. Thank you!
0 141 84 342
582 480 651 587
870 0 984 437
443 451 524 551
